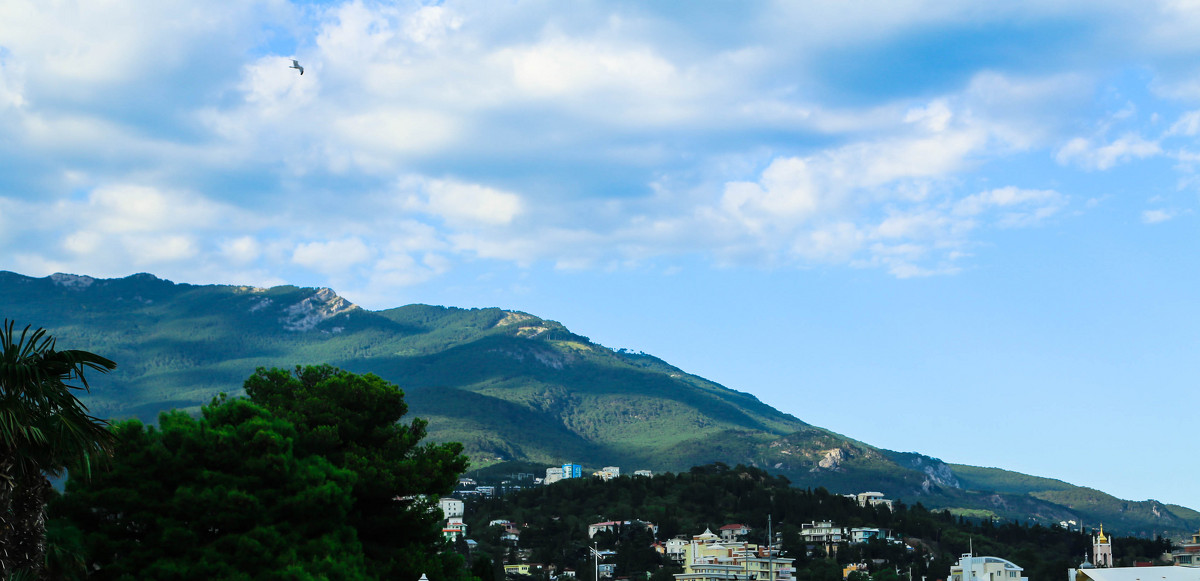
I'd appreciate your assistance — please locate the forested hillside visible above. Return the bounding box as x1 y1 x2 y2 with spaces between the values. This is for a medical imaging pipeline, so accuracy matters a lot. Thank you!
4 270 1198 537
462 465 1172 581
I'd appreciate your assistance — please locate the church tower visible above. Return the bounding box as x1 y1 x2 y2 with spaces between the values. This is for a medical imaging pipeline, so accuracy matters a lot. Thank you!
1093 525 1113 568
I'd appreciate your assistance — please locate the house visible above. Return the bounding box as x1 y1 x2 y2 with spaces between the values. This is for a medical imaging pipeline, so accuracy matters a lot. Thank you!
443 518 468 541
590 521 622 538
800 521 847 554
720 524 751 542
490 519 522 543
848 528 898 544
950 553 1027 581
588 519 658 538
505 564 545 577
663 536 690 563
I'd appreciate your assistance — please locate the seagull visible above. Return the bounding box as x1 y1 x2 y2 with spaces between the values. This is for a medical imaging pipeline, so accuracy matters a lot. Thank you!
290 59 304 75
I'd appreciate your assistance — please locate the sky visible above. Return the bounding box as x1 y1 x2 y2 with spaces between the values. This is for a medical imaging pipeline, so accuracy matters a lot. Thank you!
2 0 1199 514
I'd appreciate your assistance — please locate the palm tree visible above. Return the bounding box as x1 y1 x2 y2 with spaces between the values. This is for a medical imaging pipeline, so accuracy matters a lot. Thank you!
0 320 115 579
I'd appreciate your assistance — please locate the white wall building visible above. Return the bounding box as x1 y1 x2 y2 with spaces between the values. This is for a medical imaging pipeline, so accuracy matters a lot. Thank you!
439 497 465 519
950 553 1027 581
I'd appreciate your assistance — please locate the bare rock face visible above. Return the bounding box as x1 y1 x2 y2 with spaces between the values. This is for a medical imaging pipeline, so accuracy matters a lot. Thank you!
281 287 358 331
907 455 961 489
50 273 96 289
816 448 846 470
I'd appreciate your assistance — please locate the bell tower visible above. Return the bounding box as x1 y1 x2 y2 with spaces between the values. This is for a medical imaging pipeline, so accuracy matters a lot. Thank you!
1093 525 1113 568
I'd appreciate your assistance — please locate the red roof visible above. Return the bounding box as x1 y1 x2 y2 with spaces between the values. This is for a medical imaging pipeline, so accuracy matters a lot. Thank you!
721 524 749 530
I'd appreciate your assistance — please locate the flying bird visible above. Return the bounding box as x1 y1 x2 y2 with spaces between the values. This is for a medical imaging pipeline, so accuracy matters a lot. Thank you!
290 59 304 75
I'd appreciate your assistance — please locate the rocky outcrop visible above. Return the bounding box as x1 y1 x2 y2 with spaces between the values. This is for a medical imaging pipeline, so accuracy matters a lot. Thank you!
281 288 358 331
49 273 96 289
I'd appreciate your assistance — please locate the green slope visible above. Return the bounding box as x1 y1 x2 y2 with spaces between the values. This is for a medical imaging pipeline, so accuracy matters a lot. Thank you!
3 270 1196 537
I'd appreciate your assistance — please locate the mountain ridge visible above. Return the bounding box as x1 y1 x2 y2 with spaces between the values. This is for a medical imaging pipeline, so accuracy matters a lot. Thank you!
3 270 1195 538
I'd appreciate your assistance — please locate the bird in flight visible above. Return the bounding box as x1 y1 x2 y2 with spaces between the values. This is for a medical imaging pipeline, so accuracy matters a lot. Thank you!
290 59 304 75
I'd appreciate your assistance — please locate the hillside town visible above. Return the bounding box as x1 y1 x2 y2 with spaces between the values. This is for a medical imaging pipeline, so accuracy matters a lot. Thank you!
436 464 1200 581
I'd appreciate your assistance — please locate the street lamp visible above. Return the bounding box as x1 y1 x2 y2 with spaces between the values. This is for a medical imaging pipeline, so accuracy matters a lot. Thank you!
590 544 602 581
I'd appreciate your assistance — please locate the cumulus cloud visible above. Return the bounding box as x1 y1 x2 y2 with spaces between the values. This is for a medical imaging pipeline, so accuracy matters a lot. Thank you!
292 238 372 274
1 0 1198 299
403 178 524 226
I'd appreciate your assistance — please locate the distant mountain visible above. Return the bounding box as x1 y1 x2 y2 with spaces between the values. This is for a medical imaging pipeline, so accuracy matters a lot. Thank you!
3 271 1196 538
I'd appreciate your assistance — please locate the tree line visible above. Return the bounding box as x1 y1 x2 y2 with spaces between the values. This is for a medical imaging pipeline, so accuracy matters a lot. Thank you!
462 463 1171 581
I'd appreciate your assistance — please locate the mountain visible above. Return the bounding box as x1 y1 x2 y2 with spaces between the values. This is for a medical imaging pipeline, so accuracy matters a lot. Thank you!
3 271 1196 537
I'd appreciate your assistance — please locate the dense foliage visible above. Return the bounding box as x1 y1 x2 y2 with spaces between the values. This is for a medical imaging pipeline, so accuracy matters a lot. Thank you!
0 321 115 579
51 366 471 580
463 464 1172 581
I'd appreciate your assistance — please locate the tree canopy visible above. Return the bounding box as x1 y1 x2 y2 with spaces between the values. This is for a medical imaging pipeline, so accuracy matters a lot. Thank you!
52 365 471 580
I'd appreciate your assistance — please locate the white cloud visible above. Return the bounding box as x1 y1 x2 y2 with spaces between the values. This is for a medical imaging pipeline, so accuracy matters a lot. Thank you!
220 236 263 264
404 178 524 226
1056 134 1163 170
3 0 1200 296
292 238 372 274
1142 209 1175 223
84 185 227 233
954 187 1067 227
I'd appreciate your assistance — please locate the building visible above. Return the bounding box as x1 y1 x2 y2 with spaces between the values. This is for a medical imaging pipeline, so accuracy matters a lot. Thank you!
443 517 468 541
595 466 621 481
799 521 846 554
849 528 896 544
849 492 895 510
546 466 564 484
950 553 1028 581
589 521 623 538
635 470 653 477
1171 528 1200 567
562 463 583 479
1073 567 1200 581
673 528 794 581
588 519 658 538
439 497 465 519
1093 526 1113 568
720 524 751 542
489 519 521 543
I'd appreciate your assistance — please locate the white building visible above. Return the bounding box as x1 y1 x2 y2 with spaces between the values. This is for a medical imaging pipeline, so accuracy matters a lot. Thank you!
596 466 621 481
950 553 1027 581
439 497 465 519
1072 567 1200 581
545 466 564 484
852 492 895 510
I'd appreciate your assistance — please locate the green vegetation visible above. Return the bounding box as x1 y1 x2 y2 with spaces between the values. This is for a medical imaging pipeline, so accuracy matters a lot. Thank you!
0 320 116 579
3 271 1197 538
464 464 1173 581
50 366 471 580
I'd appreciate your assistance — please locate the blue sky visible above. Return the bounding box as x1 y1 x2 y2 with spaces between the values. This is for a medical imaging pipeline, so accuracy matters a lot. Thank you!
3 0 1200 514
